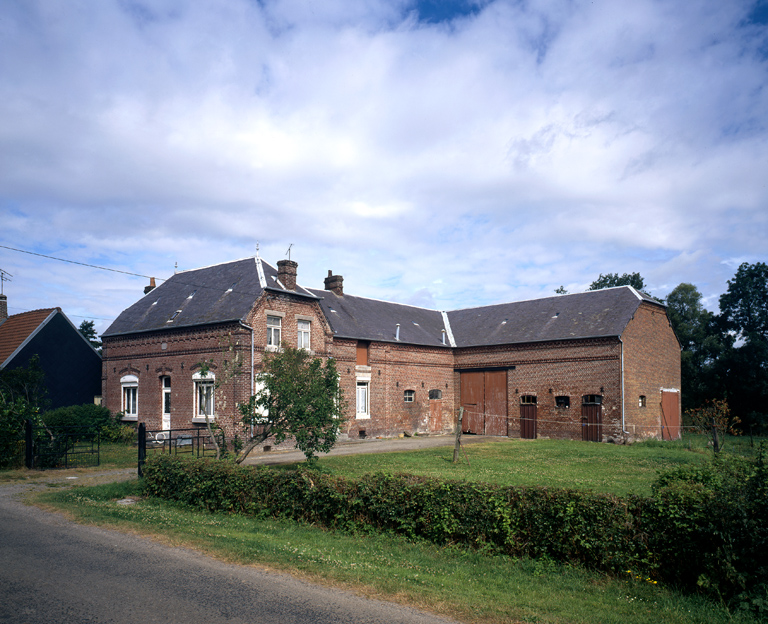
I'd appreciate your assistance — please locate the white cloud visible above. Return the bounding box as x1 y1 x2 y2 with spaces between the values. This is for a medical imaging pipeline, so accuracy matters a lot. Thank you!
0 0 766 330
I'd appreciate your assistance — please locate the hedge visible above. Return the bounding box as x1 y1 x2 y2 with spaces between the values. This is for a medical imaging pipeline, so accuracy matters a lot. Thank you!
141 450 768 614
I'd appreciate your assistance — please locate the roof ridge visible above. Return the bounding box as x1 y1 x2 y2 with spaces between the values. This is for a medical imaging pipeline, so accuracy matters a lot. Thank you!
308 288 440 313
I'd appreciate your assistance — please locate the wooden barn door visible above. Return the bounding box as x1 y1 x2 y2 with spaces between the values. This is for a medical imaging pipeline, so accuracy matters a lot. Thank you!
461 372 485 434
661 390 681 440
484 371 508 436
581 395 602 442
520 396 537 439
460 371 508 435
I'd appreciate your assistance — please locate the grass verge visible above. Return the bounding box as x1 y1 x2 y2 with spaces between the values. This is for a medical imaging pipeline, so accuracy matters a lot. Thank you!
33 479 758 624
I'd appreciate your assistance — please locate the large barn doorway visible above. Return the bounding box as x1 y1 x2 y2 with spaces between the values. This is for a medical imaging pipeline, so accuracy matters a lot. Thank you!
460 370 508 435
661 390 681 440
581 395 603 442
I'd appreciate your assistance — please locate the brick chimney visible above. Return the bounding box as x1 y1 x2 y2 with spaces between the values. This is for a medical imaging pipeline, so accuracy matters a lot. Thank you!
144 277 156 295
277 259 298 291
0 293 7 322
324 270 343 296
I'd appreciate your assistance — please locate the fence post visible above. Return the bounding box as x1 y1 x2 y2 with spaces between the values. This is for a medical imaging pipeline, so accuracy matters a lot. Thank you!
138 422 146 477
453 407 464 463
25 419 33 469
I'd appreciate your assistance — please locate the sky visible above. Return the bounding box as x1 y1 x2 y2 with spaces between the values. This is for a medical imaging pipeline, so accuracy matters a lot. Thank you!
1 0 767 336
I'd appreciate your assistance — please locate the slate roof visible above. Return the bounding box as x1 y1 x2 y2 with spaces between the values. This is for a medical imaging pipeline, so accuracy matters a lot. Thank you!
103 257 317 337
446 287 657 348
308 289 450 347
0 308 58 367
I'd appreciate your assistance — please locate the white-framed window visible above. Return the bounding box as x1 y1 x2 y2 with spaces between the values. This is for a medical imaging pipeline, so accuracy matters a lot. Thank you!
193 371 215 422
297 319 311 350
639 395 647 408
161 376 171 414
403 389 415 402
267 315 281 351
120 375 138 420
356 381 370 419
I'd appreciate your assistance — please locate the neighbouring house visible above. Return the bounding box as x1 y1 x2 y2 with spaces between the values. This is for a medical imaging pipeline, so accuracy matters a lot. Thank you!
101 256 681 444
0 294 103 409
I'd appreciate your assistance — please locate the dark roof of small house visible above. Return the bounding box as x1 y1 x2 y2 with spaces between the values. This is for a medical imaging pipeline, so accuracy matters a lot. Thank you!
447 286 659 347
103 257 317 337
308 289 450 347
0 308 59 367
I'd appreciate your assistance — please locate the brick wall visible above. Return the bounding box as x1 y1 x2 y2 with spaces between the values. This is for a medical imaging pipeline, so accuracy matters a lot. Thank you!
621 302 682 440
454 338 623 441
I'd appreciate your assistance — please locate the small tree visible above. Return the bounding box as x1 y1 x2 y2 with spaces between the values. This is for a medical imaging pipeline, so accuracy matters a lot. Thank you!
589 272 646 292
686 398 740 453
237 346 345 463
78 320 102 352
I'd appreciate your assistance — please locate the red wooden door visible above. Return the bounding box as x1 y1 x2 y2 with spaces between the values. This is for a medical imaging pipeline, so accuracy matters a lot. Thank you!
661 391 681 440
461 372 484 434
581 401 602 442
520 397 537 439
484 371 508 436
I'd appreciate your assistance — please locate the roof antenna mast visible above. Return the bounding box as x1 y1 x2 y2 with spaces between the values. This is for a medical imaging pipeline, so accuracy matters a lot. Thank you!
285 244 293 261
0 268 12 295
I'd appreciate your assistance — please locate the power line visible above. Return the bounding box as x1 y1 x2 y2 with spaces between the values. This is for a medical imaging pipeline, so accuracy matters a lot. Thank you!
0 244 157 279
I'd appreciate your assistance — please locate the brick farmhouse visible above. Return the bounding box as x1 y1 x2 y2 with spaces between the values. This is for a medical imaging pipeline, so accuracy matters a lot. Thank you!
101 256 681 444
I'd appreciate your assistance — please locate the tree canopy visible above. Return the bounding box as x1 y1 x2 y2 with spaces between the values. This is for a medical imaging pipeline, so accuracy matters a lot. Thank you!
237 347 345 463
78 320 102 351
588 272 646 292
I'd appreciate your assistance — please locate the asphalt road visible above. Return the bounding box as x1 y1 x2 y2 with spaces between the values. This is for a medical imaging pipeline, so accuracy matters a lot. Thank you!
1 458 463 624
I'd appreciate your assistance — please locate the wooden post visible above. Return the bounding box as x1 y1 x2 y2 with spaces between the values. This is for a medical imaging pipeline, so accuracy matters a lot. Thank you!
138 422 146 477
453 407 464 463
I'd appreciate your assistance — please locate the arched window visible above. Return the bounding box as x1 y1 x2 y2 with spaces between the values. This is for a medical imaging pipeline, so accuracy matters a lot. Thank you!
120 375 138 420
192 371 215 422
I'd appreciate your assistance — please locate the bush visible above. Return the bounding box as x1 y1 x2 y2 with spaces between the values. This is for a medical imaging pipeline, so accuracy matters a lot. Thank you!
41 403 134 443
0 393 39 468
141 448 768 616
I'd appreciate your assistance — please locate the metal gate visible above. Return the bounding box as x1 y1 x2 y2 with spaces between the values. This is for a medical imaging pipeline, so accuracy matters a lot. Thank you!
581 395 602 442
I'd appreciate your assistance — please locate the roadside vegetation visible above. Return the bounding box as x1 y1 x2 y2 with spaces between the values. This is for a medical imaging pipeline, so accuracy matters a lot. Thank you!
27 435 766 624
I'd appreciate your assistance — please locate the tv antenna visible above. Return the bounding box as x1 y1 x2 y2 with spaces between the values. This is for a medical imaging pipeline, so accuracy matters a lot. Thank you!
285 244 293 261
0 268 12 295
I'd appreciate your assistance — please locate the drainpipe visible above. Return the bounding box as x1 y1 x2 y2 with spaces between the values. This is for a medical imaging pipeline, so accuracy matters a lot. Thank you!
240 321 255 436
620 336 628 439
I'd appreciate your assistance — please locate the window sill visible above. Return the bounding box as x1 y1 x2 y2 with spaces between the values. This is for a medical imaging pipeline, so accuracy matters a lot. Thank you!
355 414 371 420
121 415 138 422
191 417 216 424
265 345 280 353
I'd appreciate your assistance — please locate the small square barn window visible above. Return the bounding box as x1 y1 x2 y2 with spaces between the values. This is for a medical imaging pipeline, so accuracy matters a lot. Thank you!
555 395 570 408
582 395 603 405
428 389 442 400
520 395 537 405
404 390 415 402
639 395 647 407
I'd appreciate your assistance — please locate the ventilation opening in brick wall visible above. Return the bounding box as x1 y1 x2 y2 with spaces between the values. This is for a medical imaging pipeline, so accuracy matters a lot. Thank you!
359 430 366 439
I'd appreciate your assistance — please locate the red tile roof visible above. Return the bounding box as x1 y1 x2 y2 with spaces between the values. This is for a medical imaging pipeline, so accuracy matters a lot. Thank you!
0 308 59 366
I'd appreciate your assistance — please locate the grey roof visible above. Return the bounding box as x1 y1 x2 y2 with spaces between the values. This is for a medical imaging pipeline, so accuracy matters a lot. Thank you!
103 258 316 337
447 286 658 348
308 289 450 347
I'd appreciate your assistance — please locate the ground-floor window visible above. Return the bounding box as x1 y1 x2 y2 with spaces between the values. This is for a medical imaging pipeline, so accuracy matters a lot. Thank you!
121 375 138 420
193 372 215 422
356 381 370 419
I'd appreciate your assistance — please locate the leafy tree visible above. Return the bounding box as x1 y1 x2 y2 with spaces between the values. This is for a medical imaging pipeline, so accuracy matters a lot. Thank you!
78 320 102 351
719 262 768 344
588 272 646 292
665 283 723 411
0 391 41 468
554 285 568 295
686 398 740 453
237 346 345 463
0 354 48 408
715 262 768 430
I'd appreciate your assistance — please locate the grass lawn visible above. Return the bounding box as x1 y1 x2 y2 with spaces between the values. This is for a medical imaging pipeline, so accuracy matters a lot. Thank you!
307 435 731 496
34 479 757 624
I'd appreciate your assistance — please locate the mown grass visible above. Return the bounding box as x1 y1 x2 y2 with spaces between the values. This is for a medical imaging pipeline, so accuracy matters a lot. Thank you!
304 435 732 497
35 479 757 624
